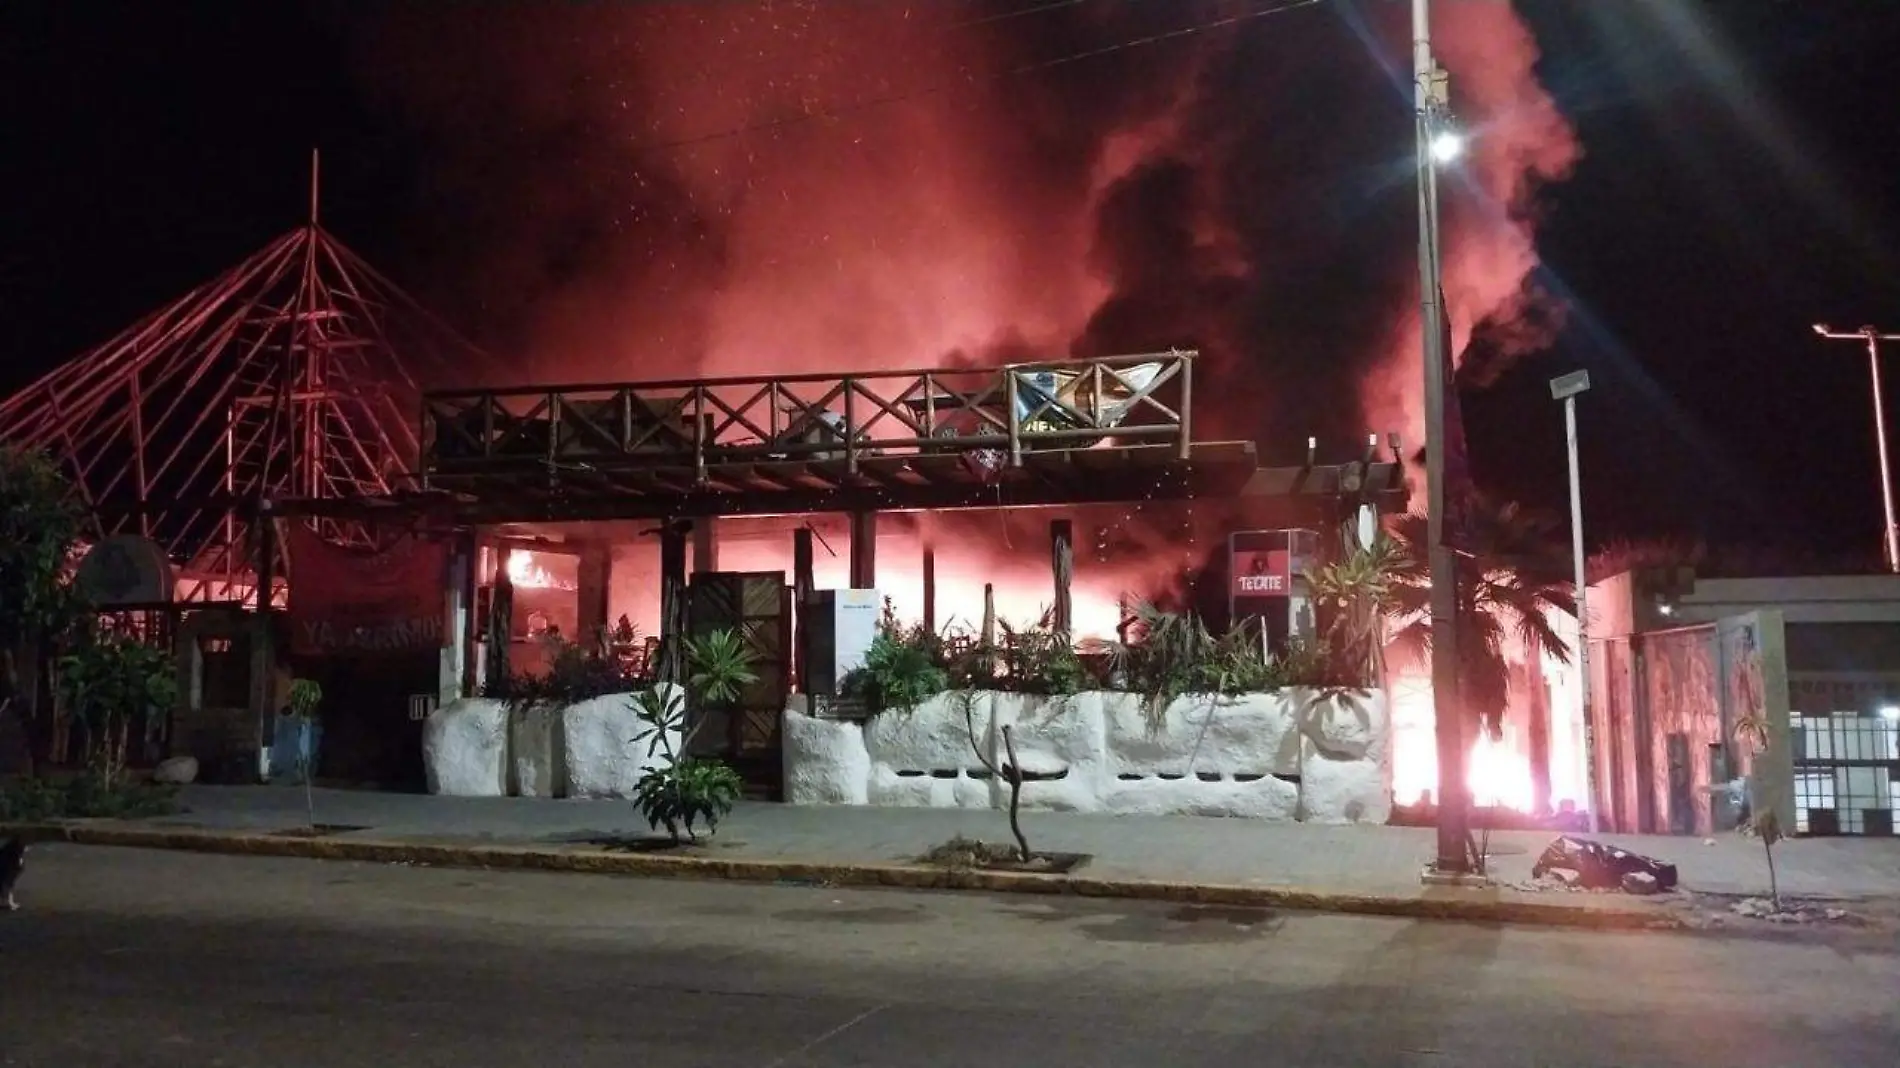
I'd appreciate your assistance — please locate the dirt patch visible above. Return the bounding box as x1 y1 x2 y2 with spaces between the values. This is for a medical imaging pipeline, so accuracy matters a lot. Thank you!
918 835 1090 875
268 824 370 838
566 834 745 855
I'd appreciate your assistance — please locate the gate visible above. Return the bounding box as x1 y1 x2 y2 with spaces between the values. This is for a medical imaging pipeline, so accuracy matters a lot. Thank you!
687 571 791 795
298 652 436 791
1787 674 1900 837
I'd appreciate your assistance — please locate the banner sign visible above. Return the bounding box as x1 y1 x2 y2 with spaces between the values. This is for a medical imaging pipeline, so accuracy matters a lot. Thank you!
1231 548 1292 596
287 527 448 656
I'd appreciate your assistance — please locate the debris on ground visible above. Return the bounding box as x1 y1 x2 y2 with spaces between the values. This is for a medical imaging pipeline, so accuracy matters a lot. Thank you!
1727 897 1853 924
1620 871 1663 895
1530 835 1679 893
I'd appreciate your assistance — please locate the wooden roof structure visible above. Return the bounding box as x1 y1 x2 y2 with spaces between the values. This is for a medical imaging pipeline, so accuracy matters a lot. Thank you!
282 351 1409 526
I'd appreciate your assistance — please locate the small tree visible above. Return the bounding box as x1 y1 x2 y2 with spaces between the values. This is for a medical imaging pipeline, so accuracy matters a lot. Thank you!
1735 708 1785 911
959 692 1032 862
57 632 176 790
0 447 89 773
1306 521 1410 687
628 629 756 844
288 678 324 828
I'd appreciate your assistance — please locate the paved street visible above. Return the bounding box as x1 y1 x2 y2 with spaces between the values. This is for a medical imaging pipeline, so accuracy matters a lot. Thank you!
1 846 1895 1067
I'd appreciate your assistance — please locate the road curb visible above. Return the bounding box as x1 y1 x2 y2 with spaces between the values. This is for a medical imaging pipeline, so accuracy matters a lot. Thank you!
3 821 1685 932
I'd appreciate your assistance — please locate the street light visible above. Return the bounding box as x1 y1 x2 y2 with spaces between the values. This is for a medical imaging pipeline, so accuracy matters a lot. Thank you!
1429 130 1465 164
1812 323 1900 572
1549 368 1600 835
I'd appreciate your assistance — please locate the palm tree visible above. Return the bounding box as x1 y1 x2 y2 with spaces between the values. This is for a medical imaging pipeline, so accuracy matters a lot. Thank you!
1306 522 1412 688
1389 492 1577 746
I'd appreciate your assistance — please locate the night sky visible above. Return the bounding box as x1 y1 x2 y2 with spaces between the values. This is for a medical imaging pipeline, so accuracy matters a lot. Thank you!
3 1 1898 565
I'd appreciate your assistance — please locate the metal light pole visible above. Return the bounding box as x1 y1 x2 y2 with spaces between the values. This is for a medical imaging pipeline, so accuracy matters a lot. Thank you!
1813 324 1900 573
1549 369 1600 834
1413 0 1470 875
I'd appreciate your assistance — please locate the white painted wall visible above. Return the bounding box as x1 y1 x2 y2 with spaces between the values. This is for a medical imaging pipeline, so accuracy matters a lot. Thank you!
784 688 1390 824
423 686 684 798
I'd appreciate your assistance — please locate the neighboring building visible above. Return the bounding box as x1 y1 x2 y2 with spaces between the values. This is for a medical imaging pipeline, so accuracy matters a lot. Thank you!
1588 568 1900 837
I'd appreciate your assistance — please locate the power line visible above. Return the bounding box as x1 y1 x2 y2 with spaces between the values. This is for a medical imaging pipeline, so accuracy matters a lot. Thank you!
630 0 1329 156
950 0 1097 30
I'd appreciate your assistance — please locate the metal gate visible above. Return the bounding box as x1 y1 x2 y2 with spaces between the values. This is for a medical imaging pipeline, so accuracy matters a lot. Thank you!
687 571 790 793
1789 703 1900 837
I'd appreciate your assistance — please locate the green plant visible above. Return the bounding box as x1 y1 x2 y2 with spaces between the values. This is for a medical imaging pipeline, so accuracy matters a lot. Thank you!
0 775 179 821
1306 522 1410 686
843 630 949 713
0 447 89 776
287 678 323 826
482 636 641 708
995 621 1091 696
57 631 176 789
685 628 759 706
1188 621 1281 695
632 757 744 842
630 685 742 843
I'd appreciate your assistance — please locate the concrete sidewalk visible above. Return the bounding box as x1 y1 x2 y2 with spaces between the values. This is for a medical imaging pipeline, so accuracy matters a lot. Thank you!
13 785 1900 927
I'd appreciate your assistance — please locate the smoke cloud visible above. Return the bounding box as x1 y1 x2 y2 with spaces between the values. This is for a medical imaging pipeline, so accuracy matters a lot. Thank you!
340 0 1578 616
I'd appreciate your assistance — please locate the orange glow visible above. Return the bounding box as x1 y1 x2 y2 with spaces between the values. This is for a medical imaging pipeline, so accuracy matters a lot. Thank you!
605 517 1184 644
507 550 573 591
1386 606 1586 814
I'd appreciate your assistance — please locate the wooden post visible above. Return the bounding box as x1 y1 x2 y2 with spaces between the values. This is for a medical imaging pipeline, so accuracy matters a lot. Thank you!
1050 519 1074 640
1177 351 1194 460
577 542 612 650
848 511 876 589
657 521 689 686
487 544 515 688
691 518 719 575
458 531 481 697
440 532 474 705
922 541 938 635
792 526 815 693
981 583 997 647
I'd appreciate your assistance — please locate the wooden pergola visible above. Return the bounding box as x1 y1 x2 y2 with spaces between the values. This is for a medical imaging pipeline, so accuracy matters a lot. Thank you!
282 351 1408 528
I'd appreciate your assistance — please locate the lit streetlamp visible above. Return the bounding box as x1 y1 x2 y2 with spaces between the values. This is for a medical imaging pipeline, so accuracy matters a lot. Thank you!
1549 368 1600 834
1812 324 1900 572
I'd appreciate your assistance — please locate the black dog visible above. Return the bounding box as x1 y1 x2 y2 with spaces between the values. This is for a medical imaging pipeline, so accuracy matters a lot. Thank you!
0 837 24 911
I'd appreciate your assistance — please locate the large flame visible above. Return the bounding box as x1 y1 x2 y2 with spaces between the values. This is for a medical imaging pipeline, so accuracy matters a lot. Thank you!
1388 606 1587 814
505 550 575 592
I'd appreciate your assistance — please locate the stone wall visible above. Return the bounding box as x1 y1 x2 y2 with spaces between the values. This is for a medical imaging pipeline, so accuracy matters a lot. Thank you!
423 686 683 798
783 688 1390 824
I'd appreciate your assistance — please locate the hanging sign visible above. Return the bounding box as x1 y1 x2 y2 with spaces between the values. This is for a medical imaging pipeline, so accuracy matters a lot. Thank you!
286 526 449 656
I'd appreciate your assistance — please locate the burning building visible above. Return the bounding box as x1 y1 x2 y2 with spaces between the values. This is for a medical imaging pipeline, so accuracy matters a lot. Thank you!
1 2 1597 816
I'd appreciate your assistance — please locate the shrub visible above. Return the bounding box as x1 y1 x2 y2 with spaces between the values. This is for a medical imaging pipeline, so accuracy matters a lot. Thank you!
482 636 641 707
995 621 1092 696
632 757 744 843
57 631 177 789
0 775 179 821
843 630 949 713
629 685 743 844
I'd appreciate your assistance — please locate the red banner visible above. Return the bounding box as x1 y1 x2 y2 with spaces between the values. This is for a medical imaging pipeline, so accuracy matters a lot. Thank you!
1231 548 1292 597
287 527 449 656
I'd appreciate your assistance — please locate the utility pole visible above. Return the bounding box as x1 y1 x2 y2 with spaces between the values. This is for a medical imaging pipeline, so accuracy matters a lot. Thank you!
1813 324 1900 572
1413 0 1470 875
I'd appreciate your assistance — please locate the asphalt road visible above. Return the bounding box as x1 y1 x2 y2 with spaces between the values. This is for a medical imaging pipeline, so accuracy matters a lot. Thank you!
1 845 1894 1067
